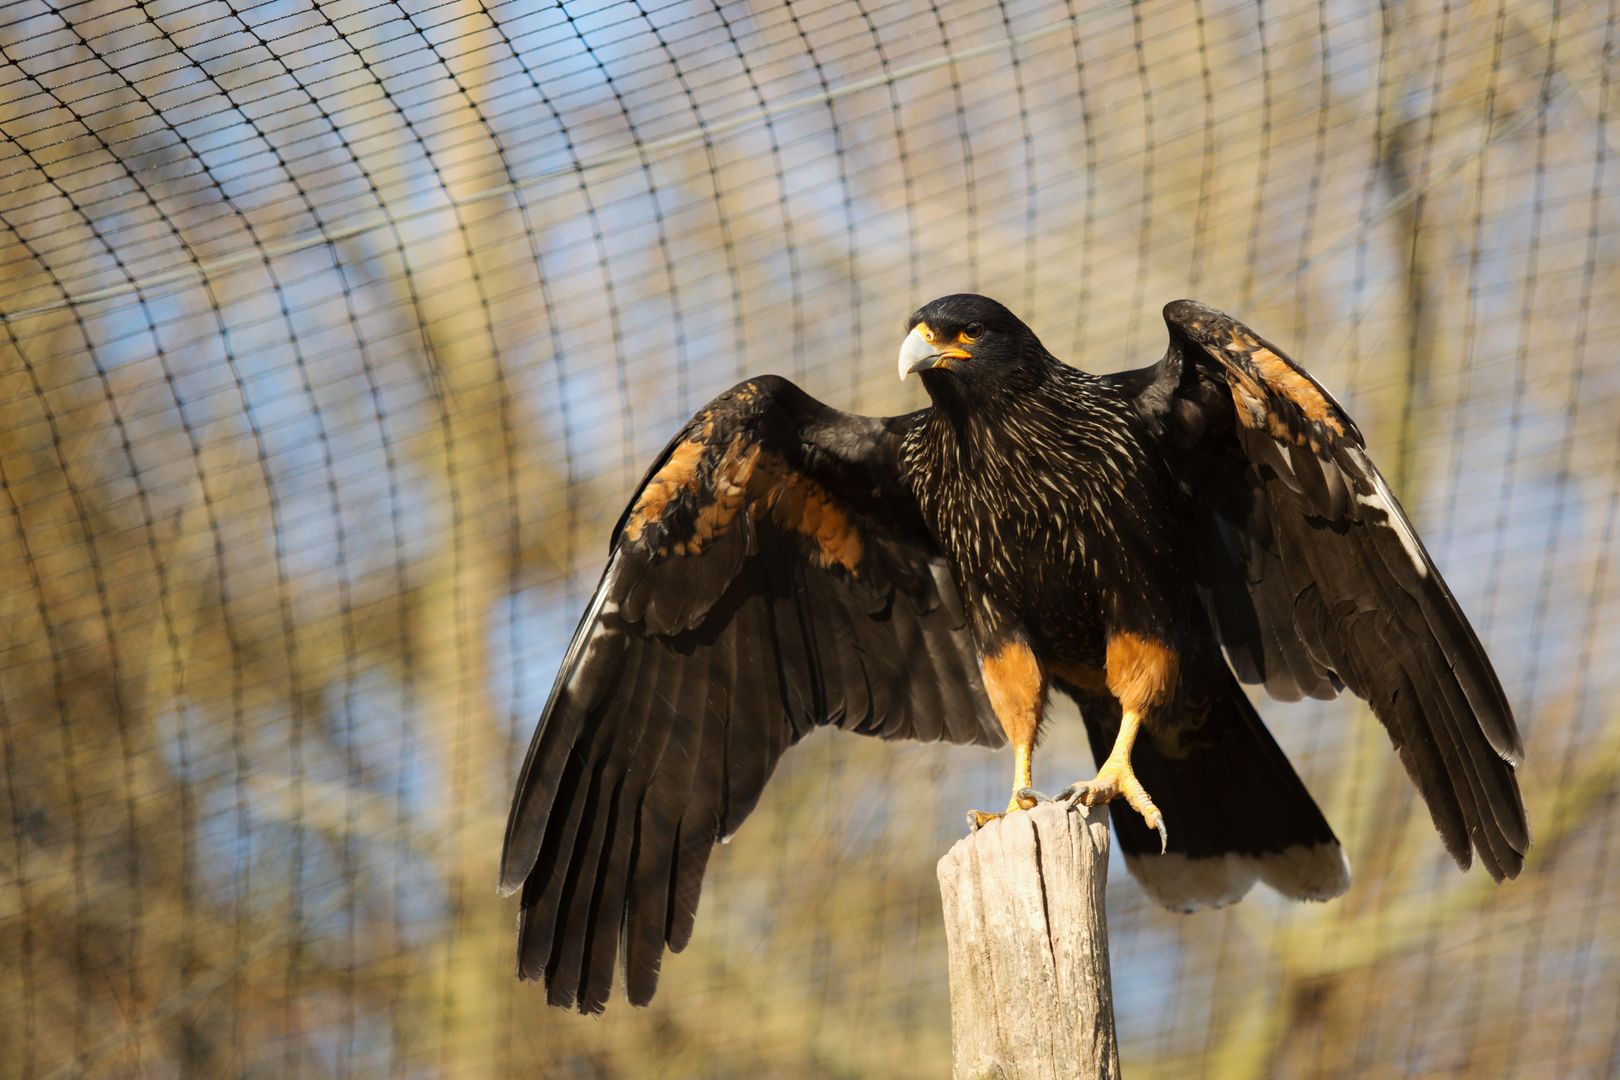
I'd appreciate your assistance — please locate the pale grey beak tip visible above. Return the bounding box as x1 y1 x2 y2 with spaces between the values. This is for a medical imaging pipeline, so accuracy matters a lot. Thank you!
898 325 939 382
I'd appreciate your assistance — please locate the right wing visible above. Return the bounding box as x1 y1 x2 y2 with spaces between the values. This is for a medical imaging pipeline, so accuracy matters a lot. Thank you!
499 375 998 1013
1122 301 1526 881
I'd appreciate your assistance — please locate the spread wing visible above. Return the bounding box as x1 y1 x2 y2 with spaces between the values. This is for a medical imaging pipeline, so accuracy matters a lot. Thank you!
1121 300 1528 881
499 375 997 1013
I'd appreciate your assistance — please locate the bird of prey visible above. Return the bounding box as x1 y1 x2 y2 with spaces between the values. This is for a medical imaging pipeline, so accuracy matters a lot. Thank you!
500 294 1528 1013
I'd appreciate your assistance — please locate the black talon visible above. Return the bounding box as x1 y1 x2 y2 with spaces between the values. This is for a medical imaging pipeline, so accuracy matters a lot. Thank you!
1156 821 1169 854
1017 787 1049 804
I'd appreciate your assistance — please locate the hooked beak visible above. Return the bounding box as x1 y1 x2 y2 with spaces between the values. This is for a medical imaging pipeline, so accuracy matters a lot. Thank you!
898 324 971 380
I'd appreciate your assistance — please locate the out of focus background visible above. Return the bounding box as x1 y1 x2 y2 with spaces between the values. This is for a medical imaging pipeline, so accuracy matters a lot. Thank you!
2 0 1618 1076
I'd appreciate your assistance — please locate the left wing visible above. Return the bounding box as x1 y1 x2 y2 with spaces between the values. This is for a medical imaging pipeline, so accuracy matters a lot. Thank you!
1119 300 1528 881
500 375 998 1012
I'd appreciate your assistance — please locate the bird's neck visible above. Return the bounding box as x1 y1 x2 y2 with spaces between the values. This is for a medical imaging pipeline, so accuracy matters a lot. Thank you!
915 357 1081 473
920 356 1058 424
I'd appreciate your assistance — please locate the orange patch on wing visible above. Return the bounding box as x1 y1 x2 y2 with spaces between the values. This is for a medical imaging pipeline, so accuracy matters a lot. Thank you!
980 640 1046 747
751 452 865 573
1219 360 1287 437
1105 632 1179 713
1251 347 1345 435
623 439 707 542
1223 328 1260 352
628 435 867 571
1207 344 1333 445
688 440 761 549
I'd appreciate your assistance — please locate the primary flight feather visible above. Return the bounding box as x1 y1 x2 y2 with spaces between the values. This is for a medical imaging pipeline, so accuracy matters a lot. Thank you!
501 294 1527 1012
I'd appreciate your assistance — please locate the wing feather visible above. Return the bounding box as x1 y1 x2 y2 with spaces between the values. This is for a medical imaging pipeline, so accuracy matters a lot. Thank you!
620 620 701 1004
502 375 998 1012
1136 300 1528 880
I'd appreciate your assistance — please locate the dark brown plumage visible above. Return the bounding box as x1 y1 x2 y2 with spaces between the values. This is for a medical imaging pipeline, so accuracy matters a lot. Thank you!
500 294 1527 1012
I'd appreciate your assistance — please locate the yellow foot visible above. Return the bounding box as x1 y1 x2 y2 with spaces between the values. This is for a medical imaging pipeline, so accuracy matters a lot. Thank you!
966 789 1040 830
966 809 1005 830
1025 765 1168 853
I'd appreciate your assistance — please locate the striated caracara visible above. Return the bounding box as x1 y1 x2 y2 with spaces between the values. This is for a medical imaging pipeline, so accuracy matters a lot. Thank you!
499 294 1528 1013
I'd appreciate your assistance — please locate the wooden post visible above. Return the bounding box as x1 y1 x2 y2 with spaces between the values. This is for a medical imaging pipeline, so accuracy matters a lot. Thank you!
937 801 1121 1080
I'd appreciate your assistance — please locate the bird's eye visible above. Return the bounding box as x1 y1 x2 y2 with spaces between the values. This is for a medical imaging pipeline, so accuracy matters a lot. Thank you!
962 323 984 341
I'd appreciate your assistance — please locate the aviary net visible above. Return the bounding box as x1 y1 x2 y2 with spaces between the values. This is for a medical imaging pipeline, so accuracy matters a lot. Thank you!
2 0 1617 1075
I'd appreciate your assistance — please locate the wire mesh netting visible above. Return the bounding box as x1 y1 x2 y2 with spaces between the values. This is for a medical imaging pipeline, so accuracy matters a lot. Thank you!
2 0 1618 1075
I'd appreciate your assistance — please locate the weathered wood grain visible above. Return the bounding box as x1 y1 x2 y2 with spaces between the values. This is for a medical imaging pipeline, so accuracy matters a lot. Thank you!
937 801 1120 1080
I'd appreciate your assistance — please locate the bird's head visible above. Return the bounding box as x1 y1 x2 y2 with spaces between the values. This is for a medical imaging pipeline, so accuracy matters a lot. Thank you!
898 294 1047 399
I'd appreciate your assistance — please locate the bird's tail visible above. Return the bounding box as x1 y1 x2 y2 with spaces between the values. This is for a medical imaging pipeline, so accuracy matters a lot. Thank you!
1071 670 1350 911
